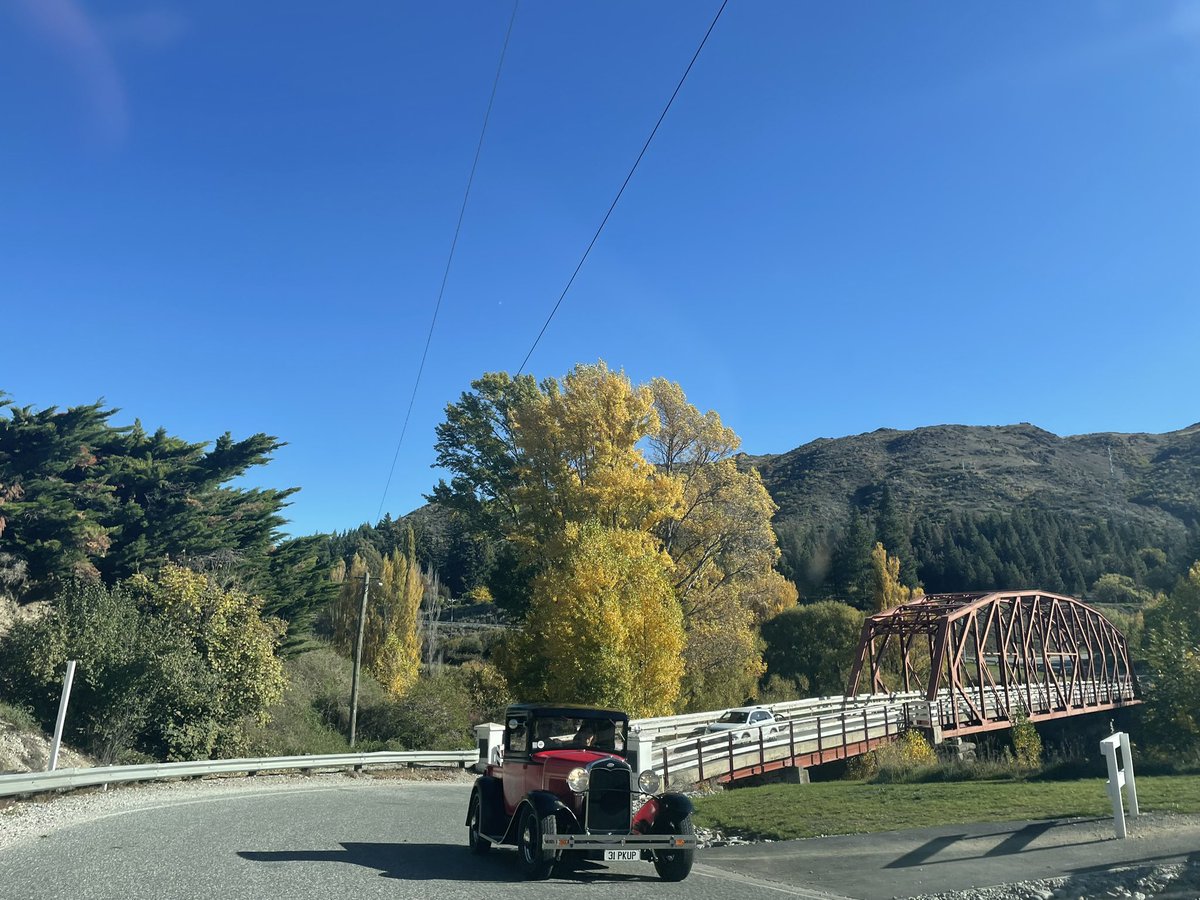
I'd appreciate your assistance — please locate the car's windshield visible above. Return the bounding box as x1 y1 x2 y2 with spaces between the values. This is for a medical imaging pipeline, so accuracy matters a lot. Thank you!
718 711 750 724
530 716 626 754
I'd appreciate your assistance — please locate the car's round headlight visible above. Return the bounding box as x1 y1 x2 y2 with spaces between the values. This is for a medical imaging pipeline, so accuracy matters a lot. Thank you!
566 767 590 793
638 770 662 794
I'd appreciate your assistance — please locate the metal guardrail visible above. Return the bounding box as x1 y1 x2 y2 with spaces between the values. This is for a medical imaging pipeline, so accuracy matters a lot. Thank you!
0 749 479 799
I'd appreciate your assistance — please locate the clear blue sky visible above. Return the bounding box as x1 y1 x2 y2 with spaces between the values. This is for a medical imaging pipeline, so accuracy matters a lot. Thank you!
3 1 1198 537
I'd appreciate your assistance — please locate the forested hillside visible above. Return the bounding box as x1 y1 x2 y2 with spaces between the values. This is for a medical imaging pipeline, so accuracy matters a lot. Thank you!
339 421 1200 611
748 422 1200 605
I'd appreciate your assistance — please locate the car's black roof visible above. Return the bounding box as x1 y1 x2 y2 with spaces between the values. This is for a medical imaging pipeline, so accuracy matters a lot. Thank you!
505 703 629 721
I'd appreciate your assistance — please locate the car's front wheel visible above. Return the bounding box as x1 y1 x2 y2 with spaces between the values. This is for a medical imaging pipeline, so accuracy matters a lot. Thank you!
517 806 557 880
653 815 696 882
466 791 491 855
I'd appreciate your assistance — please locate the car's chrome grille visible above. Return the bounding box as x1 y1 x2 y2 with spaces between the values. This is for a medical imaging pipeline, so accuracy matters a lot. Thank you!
585 766 631 833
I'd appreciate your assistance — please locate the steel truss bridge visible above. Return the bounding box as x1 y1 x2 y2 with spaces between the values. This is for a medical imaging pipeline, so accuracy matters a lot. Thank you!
634 591 1140 787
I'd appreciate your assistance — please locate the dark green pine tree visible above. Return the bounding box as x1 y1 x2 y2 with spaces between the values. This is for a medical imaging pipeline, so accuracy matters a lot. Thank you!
831 507 876 609
1 393 308 617
875 484 918 587
0 397 121 596
257 535 338 655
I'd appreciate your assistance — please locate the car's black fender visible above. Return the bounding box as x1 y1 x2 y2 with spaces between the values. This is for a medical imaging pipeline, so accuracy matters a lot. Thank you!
466 775 507 838
523 789 579 832
651 792 695 831
490 789 579 846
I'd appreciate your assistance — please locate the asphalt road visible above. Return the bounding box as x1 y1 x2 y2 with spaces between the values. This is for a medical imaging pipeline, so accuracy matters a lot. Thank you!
0 778 842 900
7 777 1195 899
702 814 1200 900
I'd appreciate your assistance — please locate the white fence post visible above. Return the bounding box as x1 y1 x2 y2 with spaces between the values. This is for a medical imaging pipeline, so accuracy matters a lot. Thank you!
47 660 77 772
473 722 504 772
1100 732 1138 838
628 729 656 776
1119 731 1139 816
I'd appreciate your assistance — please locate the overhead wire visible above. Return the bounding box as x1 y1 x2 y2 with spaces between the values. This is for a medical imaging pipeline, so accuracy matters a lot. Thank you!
376 1 520 522
515 0 730 376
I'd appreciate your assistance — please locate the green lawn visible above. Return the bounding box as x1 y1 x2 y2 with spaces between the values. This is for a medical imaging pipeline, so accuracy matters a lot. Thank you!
692 776 1200 841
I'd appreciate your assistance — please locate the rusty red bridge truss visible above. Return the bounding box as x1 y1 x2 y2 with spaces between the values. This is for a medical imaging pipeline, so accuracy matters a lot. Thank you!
847 590 1140 738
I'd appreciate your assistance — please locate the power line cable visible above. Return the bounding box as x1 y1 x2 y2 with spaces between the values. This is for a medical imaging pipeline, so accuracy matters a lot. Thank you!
515 0 729 376
376 1 520 522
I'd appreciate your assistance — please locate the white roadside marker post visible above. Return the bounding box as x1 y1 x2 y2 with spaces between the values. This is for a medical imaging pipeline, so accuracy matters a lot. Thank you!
1100 731 1139 839
47 659 77 772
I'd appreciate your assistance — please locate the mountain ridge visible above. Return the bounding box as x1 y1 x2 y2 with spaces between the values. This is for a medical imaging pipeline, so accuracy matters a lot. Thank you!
741 420 1200 535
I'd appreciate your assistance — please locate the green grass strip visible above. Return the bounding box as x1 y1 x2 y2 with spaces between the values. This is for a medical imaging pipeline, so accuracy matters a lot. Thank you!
693 776 1200 841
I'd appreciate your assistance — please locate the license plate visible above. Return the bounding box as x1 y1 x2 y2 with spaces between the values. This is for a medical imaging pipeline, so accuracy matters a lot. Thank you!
604 849 639 862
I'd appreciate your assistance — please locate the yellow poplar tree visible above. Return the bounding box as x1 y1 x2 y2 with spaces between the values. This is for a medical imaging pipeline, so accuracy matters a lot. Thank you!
331 553 367 654
369 537 424 696
331 541 423 697
495 364 686 716
434 363 796 715
870 542 922 613
508 523 684 718
510 363 681 542
647 378 797 710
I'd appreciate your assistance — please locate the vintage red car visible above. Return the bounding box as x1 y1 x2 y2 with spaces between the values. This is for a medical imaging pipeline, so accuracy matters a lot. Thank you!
465 703 697 880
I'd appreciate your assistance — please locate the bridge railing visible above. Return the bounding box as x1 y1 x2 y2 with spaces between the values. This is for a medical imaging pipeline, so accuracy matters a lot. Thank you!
639 679 1136 786
651 702 908 787
630 692 924 744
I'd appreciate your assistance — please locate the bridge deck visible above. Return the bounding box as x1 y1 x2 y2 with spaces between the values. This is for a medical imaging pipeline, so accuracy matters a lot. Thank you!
645 680 1138 787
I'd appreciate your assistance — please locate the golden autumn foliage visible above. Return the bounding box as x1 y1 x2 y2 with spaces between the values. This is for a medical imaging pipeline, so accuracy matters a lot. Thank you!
371 544 424 696
647 378 797 710
331 536 424 697
498 523 683 718
436 362 796 716
510 363 682 543
678 596 765 711
871 542 923 613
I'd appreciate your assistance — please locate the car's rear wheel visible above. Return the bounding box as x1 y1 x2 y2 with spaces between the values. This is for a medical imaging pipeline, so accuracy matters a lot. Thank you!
466 792 491 855
653 815 696 882
517 806 557 880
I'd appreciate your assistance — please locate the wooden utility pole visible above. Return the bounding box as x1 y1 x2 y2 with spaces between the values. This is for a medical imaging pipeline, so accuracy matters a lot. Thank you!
349 575 370 748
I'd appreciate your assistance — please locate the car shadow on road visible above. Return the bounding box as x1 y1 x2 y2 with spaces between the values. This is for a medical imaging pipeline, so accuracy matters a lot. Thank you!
237 843 661 883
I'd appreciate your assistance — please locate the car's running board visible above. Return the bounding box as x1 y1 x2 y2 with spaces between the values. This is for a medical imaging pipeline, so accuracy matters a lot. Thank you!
543 834 696 850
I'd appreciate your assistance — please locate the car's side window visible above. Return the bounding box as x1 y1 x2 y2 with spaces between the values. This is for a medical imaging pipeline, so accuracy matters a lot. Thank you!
751 712 766 723
507 718 528 754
